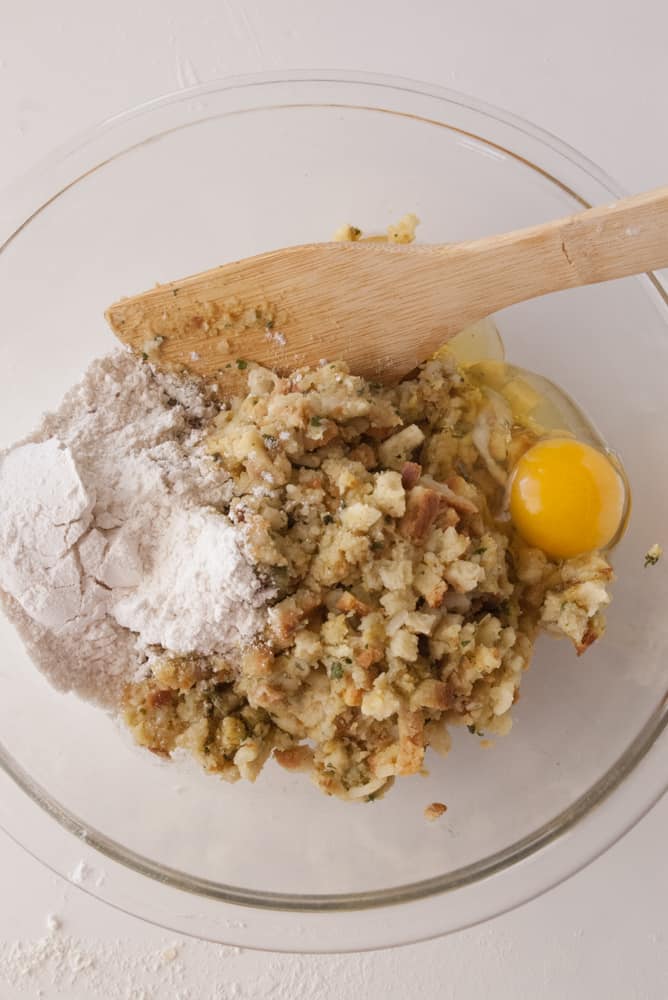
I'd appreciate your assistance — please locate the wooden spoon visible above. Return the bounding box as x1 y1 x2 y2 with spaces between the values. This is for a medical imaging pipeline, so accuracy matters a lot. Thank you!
106 186 668 388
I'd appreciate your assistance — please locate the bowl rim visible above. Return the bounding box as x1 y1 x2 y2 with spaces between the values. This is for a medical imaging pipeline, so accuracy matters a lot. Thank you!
1 69 667 950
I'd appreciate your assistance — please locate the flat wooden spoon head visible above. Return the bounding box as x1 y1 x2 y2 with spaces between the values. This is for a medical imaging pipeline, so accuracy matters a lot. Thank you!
105 241 465 387
106 186 668 388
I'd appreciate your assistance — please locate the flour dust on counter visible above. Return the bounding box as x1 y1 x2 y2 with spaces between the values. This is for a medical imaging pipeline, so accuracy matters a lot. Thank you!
0 920 247 1000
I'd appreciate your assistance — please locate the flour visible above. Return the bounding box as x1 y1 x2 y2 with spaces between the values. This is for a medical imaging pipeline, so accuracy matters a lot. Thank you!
113 506 267 654
0 927 245 1000
0 440 96 628
0 350 270 707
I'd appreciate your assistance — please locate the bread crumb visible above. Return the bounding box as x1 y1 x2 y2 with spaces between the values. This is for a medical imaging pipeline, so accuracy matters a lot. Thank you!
332 223 362 242
644 543 662 567
387 213 420 244
424 802 448 822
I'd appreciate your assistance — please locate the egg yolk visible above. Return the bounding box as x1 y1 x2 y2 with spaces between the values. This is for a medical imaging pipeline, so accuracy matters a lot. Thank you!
509 438 625 560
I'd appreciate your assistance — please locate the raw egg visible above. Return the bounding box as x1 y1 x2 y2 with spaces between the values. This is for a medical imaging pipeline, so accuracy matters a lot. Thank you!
442 318 506 366
443 317 630 559
509 437 626 559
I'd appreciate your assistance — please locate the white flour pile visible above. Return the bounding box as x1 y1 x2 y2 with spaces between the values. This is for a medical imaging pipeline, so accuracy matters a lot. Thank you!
0 350 271 707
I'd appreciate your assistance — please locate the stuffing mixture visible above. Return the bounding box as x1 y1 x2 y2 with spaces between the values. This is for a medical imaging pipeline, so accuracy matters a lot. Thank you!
0 215 621 803
123 349 613 801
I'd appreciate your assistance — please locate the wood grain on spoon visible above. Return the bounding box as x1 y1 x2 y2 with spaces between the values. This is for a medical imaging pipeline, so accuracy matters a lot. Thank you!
106 186 668 387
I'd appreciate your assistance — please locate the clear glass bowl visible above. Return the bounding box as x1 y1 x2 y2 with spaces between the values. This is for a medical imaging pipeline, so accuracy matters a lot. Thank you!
1 71 667 952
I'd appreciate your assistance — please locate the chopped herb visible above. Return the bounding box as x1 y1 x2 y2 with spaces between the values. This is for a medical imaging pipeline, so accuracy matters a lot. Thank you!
323 514 334 525
371 540 384 551
310 415 322 427
236 359 248 370
461 639 471 648
473 547 486 556
141 352 148 361
330 663 344 680
365 792 378 803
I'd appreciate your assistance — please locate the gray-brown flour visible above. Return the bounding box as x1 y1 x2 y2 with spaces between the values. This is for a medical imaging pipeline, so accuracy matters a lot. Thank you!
0 351 270 708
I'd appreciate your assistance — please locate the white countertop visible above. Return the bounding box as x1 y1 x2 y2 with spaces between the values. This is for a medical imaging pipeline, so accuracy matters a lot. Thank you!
1 1 667 996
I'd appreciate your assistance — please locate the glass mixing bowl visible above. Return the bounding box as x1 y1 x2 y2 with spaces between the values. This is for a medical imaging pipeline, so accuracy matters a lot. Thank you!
0 71 667 953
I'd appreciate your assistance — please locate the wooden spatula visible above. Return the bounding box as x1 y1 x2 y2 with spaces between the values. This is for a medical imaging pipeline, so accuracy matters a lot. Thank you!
106 186 668 388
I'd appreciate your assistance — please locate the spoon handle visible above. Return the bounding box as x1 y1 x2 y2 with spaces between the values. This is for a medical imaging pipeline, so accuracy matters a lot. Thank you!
442 185 668 316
